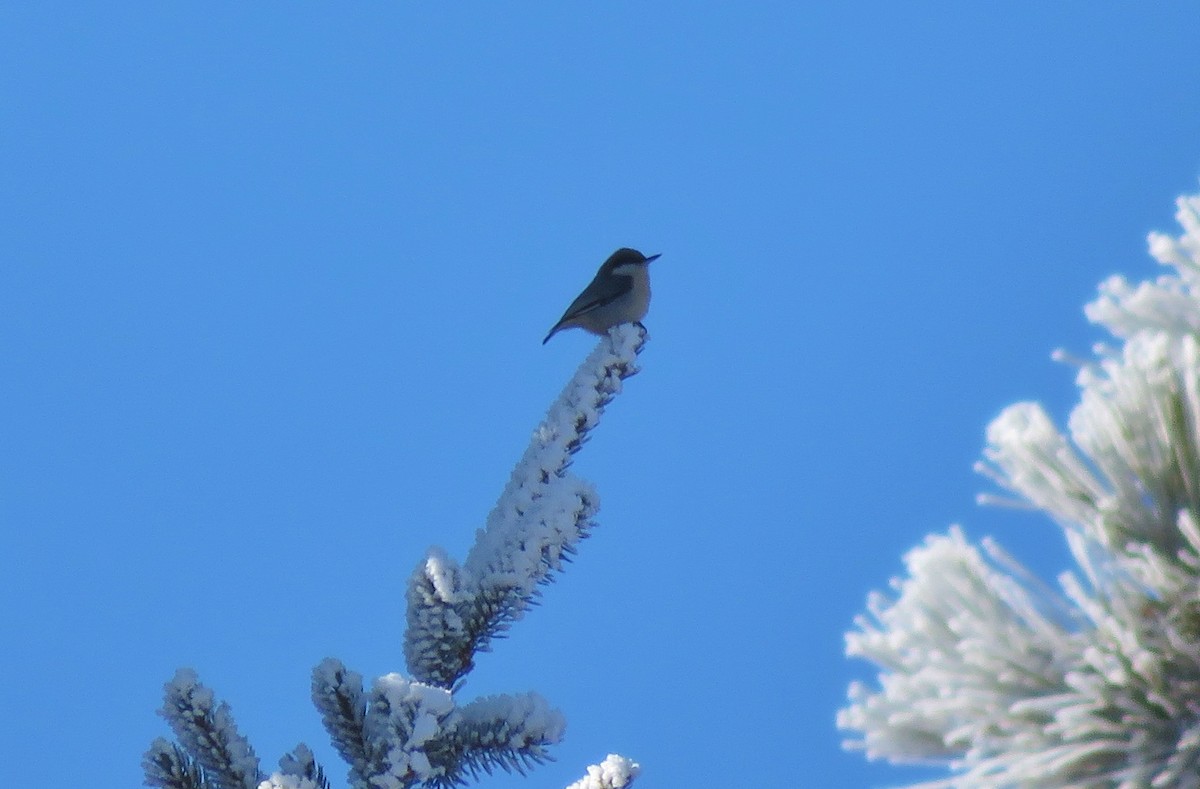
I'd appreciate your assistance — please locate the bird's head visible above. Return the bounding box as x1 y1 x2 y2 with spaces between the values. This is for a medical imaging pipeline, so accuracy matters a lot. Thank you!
605 248 661 276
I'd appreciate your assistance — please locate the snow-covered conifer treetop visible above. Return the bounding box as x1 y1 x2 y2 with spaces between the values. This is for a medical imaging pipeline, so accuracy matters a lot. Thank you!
147 324 647 789
840 192 1200 788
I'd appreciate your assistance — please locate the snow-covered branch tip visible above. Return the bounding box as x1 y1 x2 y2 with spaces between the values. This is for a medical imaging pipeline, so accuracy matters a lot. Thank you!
152 668 262 789
405 324 647 690
841 190 1200 787
311 658 369 788
425 692 567 787
565 754 641 789
147 324 646 789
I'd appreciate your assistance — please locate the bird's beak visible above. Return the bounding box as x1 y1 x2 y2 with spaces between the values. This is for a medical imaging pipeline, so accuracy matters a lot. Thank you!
645 253 662 263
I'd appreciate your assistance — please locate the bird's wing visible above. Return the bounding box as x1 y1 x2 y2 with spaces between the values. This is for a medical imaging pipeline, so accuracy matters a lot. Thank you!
543 273 633 343
559 273 632 320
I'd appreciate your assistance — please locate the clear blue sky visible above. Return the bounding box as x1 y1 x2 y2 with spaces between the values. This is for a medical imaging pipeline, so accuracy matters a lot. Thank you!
4 4 1200 787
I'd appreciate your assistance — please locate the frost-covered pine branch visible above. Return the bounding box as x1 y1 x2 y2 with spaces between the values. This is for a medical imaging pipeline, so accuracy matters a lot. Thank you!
404 324 645 690
146 324 646 789
839 192 1200 788
143 739 209 789
565 754 641 789
150 668 262 789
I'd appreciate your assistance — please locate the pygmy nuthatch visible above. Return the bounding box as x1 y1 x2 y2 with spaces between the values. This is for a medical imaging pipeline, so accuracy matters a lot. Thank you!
543 248 661 344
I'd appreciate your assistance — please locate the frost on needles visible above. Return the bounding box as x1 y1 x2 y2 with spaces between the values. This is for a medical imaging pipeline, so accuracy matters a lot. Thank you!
839 193 1200 788
143 324 646 789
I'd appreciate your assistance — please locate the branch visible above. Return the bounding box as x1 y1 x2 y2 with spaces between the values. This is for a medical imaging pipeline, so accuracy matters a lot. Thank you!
143 739 210 789
405 324 647 689
565 754 641 789
155 669 262 789
311 658 371 788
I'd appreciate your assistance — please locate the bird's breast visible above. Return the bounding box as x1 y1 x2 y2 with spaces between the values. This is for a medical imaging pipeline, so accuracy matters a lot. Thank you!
628 271 651 319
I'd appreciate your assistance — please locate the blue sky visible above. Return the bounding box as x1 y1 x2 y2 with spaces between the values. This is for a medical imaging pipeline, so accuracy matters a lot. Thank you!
4 4 1200 787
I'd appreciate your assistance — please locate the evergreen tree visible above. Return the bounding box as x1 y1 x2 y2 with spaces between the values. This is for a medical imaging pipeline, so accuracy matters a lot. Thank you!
143 325 647 789
840 192 1200 787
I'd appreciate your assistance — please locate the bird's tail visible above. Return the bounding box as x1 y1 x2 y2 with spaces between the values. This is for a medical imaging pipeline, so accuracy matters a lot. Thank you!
542 320 567 344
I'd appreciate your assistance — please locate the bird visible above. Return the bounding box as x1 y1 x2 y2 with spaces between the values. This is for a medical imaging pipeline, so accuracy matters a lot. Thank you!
543 248 660 344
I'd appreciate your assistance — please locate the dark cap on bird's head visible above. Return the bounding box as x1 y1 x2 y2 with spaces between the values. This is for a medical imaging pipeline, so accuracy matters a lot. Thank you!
603 248 661 274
